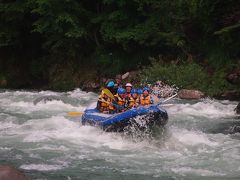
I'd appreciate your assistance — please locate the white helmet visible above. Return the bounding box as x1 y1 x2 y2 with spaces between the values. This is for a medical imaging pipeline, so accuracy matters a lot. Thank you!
125 83 133 87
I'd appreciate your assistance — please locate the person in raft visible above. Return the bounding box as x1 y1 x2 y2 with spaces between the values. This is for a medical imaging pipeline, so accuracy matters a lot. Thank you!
128 89 140 108
114 88 127 112
124 83 134 108
125 83 133 97
97 90 115 114
104 75 123 95
137 89 143 96
106 81 116 95
139 87 154 106
114 74 123 89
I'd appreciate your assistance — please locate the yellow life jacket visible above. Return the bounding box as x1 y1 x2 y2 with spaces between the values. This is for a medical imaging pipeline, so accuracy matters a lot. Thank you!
129 96 139 108
98 96 115 112
114 94 125 106
140 95 153 106
99 91 105 99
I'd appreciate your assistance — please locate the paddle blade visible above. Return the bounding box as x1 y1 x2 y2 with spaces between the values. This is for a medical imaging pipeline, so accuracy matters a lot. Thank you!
68 112 84 116
102 89 115 100
121 72 129 80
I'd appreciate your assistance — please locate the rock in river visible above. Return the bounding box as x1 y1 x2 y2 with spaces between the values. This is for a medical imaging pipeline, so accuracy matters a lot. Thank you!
178 89 204 99
0 165 28 180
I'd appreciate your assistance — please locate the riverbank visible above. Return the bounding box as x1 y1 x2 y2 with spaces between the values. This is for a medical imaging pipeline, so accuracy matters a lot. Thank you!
1 0 240 100
1 58 240 100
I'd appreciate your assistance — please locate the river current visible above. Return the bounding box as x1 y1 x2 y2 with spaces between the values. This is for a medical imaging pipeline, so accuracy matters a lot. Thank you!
0 89 239 179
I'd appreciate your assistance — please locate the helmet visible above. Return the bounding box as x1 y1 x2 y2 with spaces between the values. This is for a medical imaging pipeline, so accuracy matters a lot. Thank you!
125 83 133 87
137 89 143 94
117 88 126 94
143 87 150 92
107 81 114 88
131 89 138 94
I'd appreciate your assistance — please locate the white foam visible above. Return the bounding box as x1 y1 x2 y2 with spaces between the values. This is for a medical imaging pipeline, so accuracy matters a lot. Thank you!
23 132 50 142
14 116 137 150
9 100 80 112
172 166 226 176
171 128 218 146
0 147 12 151
168 99 236 118
20 164 64 171
67 88 98 103
28 145 69 152
1 89 240 177
0 121 19 130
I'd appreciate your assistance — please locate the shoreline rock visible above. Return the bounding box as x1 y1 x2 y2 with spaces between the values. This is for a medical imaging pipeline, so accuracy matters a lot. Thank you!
0 165 28 180
235 103 240 114
0 78 7 87
178 89 205 99
227 69 240 85
217 90 240 101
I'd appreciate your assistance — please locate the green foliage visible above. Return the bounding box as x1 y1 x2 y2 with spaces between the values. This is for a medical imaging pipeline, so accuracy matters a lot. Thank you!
0 0 239 94
142 59 236 96
142 60 209 89
207 68 231 96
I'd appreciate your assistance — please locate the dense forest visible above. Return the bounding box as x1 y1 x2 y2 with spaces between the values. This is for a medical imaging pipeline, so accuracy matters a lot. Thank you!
0 0 240 97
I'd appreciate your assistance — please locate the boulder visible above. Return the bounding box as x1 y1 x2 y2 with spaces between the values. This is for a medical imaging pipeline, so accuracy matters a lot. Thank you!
178 89 204 99
235 103 240 114
220 91 240 101
0 79 7 87
0 165 28 180
227 70 240 85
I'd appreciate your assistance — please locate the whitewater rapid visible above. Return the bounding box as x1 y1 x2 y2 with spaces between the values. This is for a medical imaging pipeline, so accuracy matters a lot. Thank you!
0 89 239 179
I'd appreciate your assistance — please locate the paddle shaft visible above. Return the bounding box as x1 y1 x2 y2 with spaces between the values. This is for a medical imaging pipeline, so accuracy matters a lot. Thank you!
156 93 178 106
68 111 84 116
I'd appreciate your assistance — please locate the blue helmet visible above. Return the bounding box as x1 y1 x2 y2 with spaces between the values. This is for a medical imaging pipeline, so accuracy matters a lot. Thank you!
137 89 143 94
143 87 150 92
131 89 138 94
107 81 114 88
117 88 126 94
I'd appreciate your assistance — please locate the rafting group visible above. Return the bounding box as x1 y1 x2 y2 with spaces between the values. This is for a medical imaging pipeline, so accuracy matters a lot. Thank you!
97 75 154 114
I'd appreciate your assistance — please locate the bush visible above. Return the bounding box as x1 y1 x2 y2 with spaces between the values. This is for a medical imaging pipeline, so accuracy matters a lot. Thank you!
142 60 209 87
142 59 235 96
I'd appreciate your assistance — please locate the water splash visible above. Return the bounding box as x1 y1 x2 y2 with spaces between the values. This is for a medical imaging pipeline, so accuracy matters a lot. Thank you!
0 89 239 179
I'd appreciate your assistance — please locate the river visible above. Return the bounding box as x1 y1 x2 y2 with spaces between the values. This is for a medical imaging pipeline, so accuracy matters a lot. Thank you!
0 89 239 179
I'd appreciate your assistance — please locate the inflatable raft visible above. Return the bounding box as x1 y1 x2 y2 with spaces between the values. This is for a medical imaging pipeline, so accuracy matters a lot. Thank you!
82 105 168 132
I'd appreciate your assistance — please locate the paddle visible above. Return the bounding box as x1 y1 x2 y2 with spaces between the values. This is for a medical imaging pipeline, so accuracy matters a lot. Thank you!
68 93 177 117
101 88 124 110
161 103 174 107
98 97 124 111
68 111 84 117
67 98 122 117
102 88 115 100
121 72 129 80
156 93 178 106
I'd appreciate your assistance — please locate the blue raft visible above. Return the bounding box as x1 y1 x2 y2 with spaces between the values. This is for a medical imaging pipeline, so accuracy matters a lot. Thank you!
82 105 168 132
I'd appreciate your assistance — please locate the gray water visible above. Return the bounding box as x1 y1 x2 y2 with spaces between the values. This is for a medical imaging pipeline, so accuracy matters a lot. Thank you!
0 89 239 179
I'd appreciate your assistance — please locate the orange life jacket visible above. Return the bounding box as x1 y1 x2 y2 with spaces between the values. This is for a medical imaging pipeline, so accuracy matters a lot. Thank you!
140 95 153 106
98 96 115 112
129 96 139 108
114 94 126 106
